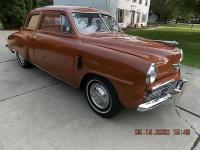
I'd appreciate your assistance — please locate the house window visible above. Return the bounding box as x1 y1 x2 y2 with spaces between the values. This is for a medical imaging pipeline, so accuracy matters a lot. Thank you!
137 12 141 23
139 0 142 4
117 9 124 23
145 0 148 6
142 13 147 22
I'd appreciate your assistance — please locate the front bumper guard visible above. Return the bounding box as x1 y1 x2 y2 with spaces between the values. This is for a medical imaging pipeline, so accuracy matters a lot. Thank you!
137 79 188 112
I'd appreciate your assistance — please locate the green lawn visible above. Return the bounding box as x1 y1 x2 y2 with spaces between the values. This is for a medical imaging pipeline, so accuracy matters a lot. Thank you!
124 24 200 69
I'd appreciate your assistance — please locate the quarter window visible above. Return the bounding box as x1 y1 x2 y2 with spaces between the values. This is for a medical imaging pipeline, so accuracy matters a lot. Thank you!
60 14 72 33
27 15 40 30
117 9 124 23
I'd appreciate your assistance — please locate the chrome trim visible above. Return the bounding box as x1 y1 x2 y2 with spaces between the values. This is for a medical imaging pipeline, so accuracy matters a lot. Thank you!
146 63 157 84
182 79 188 83
137 79 188 112
152 79 174 90
99 13 111 32
154 40 179 46
89 82 110 110
172 79 188 94
173 63 181 71
178 49 183 62
137 94 172 112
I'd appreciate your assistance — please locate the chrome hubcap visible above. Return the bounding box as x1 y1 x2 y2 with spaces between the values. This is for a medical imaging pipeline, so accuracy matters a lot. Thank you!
89 82 110 110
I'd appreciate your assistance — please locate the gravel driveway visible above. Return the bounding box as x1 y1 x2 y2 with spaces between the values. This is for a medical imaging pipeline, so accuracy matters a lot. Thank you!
0 30 199 150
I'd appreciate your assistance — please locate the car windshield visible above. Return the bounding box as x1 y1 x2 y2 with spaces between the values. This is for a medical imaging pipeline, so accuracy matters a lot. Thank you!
72 12 121 34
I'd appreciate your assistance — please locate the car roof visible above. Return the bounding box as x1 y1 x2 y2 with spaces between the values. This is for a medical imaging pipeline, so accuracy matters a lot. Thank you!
32 5 109 14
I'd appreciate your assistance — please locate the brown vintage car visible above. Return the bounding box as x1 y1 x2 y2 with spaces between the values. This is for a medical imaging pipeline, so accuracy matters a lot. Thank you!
7 6 187 118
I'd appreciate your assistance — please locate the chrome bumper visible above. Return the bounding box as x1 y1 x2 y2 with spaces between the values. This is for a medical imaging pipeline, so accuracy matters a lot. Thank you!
137 79 188 112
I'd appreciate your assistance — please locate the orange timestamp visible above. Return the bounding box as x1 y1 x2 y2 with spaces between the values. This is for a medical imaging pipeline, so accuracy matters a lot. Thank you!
135 129 190 136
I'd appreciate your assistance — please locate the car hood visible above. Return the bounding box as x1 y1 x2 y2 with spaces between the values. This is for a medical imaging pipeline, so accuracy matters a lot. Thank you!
82 32 180 64
82 32 181 78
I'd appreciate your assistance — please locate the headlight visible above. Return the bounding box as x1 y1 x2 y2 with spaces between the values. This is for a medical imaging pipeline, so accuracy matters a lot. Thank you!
179 49 183 62
146 63 157 84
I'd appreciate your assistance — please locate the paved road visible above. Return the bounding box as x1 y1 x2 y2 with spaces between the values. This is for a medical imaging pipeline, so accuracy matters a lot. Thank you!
0 31 199 150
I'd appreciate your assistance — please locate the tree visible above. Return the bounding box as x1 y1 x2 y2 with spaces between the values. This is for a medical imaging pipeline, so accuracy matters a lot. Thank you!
0 0 53 29
32 0 37 8
193 0 200 15
173 0 200 23
0 0 26 29
33 0 54 9
150 0 178 23
38 0 53 7
150 0 200 23
24 0 33 12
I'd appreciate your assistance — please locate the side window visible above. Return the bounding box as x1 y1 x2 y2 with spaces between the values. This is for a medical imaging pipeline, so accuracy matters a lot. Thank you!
39 13 72 34
40 14 60 33
27 15 40 30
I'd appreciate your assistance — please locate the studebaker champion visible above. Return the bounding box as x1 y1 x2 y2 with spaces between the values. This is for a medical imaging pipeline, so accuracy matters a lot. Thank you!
7 6 187 118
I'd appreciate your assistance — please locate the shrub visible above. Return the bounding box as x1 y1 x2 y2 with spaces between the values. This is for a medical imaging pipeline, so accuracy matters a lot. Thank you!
0 0 53 29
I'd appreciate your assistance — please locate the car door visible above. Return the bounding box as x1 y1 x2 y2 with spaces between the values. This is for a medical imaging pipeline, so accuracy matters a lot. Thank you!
33 12 77 85
19 13 40 63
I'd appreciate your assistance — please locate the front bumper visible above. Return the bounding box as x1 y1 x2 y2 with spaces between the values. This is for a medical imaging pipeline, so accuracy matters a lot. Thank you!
137 79 188 112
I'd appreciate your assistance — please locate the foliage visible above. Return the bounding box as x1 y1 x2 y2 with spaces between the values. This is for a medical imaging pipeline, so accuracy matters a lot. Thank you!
38 0 53 7
32 0 38 8
150 0 200 23
150 0 177 23
124 24 200 68
0 0 53 29
24 0 33 12
0 0 27 29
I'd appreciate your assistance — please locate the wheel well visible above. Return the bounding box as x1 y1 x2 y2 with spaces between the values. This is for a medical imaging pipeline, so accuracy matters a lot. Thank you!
80 73 97 89
80 73 112 90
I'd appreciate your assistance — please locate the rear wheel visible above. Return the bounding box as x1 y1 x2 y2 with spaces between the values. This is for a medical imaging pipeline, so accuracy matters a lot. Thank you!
84 76 122 118
16 52 32 68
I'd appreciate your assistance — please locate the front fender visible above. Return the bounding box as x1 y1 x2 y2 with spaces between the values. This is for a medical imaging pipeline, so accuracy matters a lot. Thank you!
75 42 151 108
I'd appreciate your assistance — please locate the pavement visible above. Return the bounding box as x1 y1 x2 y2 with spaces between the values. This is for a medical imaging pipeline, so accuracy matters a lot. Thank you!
0 30 199 150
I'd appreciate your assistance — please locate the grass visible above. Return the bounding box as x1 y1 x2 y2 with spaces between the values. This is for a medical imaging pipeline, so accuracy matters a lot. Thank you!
124 24 200 69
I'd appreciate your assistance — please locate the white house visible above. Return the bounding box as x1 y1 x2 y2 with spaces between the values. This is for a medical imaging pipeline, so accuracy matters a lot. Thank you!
53 0 151 27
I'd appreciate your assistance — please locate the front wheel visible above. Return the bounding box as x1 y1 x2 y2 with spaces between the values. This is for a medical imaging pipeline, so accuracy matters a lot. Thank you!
16 52 32 68
84 76 122 118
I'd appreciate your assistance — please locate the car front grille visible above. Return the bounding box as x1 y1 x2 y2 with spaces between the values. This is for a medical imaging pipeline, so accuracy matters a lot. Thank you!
145 80 179 102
